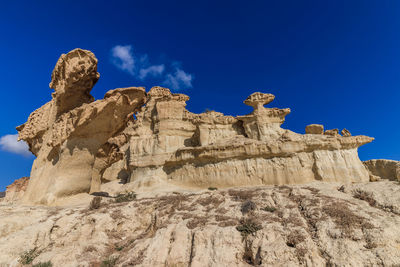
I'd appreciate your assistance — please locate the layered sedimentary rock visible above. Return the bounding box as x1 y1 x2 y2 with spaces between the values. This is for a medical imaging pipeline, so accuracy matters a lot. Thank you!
364 159 400 181
17 49 374 205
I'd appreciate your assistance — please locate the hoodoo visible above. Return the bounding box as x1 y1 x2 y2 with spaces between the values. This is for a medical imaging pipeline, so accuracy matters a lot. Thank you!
16 49 374 205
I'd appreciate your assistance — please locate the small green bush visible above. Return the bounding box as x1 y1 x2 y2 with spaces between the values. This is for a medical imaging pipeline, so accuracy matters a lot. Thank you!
19 248 39 265
236 218 262 237
32 261 53 267
208 187 218 191
115 192 136 203
100 256 118 267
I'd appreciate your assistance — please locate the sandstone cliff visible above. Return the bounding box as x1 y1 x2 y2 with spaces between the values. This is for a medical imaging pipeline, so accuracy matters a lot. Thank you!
15 49 375 205
364 159 400 181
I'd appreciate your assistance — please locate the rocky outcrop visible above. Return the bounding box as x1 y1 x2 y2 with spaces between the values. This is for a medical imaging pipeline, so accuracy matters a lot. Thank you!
17 49 146 205
1 180 400 266
16 49 374 205
2 177 29 202
305 124 324 134
364 159 400 181
341 128 352 137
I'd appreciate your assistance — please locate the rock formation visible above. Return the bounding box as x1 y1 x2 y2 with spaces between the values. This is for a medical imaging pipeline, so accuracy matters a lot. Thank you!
16 49 375 205
3 177 29 203
364 159 400 181
305 124 324 134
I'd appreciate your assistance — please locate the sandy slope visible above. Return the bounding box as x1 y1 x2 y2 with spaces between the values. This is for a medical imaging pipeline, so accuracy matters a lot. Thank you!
1 180 400 266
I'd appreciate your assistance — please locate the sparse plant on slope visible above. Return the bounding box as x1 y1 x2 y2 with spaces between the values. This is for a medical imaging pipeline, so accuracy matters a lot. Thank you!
89 196 102 209
236 217 262 237
261 206 276 212
115 192 136 203
19 248 40 265
241 200 256 214
100 256 118 267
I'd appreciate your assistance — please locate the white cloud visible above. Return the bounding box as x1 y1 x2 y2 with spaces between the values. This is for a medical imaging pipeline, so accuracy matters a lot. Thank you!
163 68 193 90
139 64 165 80
111 45 135 74
0 134 31 157
110 44 194 91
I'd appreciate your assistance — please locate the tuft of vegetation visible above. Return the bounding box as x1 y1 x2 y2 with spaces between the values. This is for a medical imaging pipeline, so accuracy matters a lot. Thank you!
115 192 136 203
208 187 218 191
286 231 306 247
100 256 118 267
261 206 276 212
19 248 40 265
241 200 256 214
236 218 262 237
32 261 52 267
89 196 102 209
352 189 376 206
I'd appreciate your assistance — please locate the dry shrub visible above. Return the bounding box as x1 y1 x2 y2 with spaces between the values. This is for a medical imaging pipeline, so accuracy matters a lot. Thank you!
90 196 102 210
323 202 374 237
115 192 136 203
84 245 97 253
286 230 306 247
241 200 257 214
19 248 40 265
261 206 276 212
236 217 262 237
352 189 376 206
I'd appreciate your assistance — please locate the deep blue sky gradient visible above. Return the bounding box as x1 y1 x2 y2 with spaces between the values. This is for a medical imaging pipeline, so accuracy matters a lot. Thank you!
0 1 399 190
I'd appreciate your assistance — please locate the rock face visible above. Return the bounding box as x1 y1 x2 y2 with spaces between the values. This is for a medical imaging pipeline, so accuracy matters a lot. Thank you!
17 49 146 205
364 159 400 181
17 49 374 205
1 181 400 266
3 177 29 203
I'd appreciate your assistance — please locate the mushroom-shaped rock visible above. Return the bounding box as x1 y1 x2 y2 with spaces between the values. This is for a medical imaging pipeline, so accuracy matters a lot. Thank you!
244 92 275 112
305 124 324 134
341 128 352 137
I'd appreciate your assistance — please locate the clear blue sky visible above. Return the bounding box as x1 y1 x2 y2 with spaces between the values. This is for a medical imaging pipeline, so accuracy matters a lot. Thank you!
0 1 399 191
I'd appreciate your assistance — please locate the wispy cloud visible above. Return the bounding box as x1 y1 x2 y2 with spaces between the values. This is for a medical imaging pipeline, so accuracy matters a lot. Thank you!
0 134 31 157
139 64 165 80
110 44 193 90
163 67 193 91
111 45 135 74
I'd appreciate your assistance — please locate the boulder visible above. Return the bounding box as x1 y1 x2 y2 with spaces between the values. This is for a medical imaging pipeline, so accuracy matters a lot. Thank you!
341 128 352 137
305 124 324 134
324 128 339 136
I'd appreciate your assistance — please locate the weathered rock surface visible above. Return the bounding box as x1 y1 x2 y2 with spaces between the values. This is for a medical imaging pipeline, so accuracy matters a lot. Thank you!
324 129 339 136
364 159 400 181
16 49 374 205
3 177 29 203
305 124 324 135
1 181 400 266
